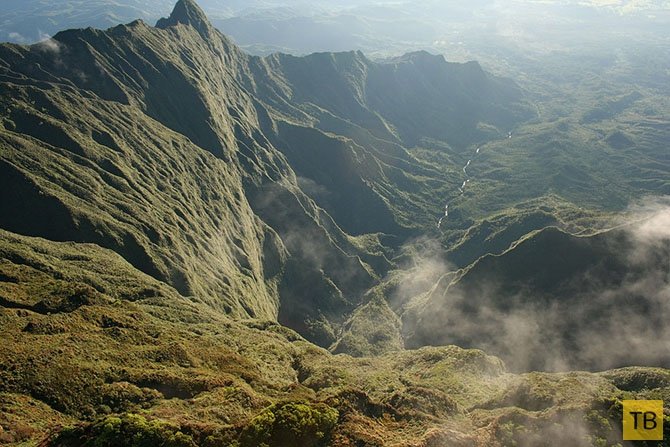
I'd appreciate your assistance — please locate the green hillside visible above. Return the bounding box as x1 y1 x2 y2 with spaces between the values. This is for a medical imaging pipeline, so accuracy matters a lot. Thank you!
1 229 668 445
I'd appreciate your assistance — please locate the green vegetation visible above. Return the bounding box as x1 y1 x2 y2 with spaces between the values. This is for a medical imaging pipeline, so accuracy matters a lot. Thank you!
240 402 338 447
0 0 668 445
52 414 196 447
0 228 665 445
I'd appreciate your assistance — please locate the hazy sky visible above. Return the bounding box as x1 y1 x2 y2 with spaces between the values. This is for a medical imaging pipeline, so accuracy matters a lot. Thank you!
1 0 668 51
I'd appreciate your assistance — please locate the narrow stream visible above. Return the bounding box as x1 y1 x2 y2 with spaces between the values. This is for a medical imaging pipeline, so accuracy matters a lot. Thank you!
437 130 513 228
437 148 478 228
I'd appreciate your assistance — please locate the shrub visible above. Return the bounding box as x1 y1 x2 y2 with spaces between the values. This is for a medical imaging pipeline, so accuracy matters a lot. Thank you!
240 402 338 447
50 413 196 447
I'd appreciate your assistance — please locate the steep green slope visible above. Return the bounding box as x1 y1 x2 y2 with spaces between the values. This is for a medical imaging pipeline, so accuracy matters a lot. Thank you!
1 229 668 446
0 81 281 319
0 0 398 345
450 114 670 223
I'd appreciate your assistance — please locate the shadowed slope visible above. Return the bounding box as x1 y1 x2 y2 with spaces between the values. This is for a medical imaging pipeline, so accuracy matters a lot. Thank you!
408 224 670 372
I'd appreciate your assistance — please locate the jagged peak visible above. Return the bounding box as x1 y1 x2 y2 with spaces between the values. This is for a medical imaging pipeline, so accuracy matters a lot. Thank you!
156 0 213 36
387 51 486 77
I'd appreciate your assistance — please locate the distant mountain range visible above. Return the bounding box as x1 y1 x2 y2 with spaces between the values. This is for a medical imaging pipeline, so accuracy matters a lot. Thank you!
3 0 669 53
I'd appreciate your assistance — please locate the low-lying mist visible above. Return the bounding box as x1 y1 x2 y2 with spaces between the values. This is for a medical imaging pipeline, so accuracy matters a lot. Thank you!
401 197 670 373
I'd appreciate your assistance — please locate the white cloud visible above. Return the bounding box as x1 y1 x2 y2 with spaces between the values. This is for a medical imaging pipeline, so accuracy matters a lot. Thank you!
8 32 29 44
